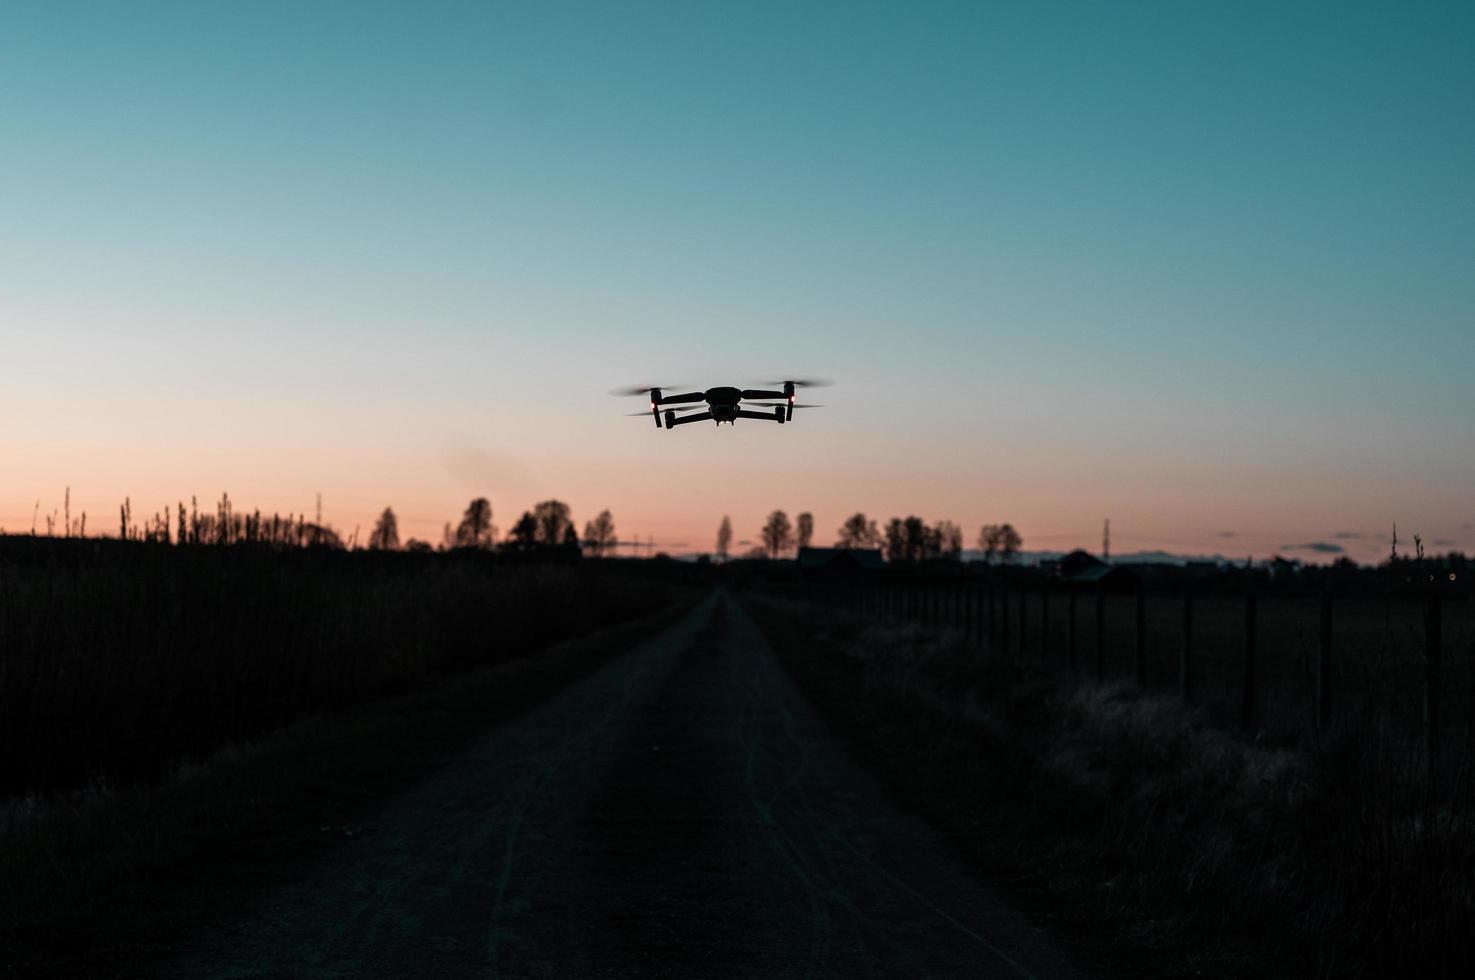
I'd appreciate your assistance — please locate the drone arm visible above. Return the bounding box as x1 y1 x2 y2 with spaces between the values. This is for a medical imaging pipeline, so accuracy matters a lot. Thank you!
734 409 785 423
658 391 707 405
665 411 714 427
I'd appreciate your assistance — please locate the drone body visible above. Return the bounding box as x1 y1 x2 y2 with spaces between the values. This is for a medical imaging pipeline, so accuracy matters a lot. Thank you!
615 380 828 430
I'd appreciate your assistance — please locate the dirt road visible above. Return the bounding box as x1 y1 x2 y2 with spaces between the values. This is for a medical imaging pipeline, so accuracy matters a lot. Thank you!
170 590 1081 978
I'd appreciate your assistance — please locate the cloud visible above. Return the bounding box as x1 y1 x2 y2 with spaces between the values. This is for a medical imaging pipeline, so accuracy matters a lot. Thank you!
1434 539 1455 547
1217 531 1237 538
1282 542 1345 555
1332 531 1367 540
1464 522 1473 531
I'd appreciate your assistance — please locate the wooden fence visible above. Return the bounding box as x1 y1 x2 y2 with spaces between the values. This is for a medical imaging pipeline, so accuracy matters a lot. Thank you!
800 579 1475 785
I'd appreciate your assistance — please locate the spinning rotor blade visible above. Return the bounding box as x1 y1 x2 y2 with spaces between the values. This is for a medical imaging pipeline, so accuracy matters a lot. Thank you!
760 377 833 389
609 384 686 397
751 402 824 409
625 405 707 416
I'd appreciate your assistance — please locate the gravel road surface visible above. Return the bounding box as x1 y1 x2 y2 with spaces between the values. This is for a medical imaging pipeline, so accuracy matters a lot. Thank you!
169 590 1081 979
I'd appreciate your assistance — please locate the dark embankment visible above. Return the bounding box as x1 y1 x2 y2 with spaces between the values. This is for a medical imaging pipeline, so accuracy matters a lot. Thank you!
0 597 698 977
0 537 669 797
744 594 1475 979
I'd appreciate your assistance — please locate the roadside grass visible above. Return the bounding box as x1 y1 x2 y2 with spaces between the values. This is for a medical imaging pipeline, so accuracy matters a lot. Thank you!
0 539 670 797
745 594 1475 979
0 596 698 978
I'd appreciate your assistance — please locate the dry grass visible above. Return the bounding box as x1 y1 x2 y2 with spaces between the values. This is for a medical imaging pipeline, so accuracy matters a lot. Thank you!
0 597 696 976
0 537 668 797
746 594 1475 979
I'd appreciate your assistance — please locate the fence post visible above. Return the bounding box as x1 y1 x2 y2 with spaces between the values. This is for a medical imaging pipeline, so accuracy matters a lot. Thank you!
1040 586 1051 664
1095 585 1106 680
1068 587 1078 675
1317 592 1333 733
1426 592 1442 794
1180 587 1193 703
1241 592 1257 729
1000 584 1011 659
1017 587 1027 663
1134 584 1146 687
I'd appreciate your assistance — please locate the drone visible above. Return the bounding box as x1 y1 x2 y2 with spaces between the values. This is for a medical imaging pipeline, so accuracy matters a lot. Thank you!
614 379 830 429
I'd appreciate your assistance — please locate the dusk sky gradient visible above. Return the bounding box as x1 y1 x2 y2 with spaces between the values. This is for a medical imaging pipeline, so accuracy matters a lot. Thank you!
2 1 1472 560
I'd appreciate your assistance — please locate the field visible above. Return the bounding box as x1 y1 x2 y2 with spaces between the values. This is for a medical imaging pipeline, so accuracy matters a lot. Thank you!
0 536 672 798
746 587 1475 977
809 576 1475 784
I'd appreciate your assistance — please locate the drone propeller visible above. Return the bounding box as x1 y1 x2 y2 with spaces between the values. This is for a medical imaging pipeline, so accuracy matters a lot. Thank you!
760 377 833 389
624 405 708 417
752 402 824 409
609 384 686 397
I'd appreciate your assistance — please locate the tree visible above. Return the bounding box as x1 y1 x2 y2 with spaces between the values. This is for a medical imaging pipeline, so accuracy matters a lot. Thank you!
562 523 581 554
716 515 733 560
998 523 1022 563
404 538 433 553
532 499 573 547
455 497 494 548
508 511 538 551
836 512 881 549
884 515 930 563
760 510 794 559
583 509 616 557
883 517 906 562
931 520 963 560
978 523 1022 564
368 507 400 550
795 512 814 551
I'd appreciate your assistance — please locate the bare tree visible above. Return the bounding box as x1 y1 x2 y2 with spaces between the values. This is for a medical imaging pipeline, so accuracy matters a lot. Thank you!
884 515 930 562
836 513 881 549
716 515 733 560
931 519 963 560
998 523 1022 563
455 498 494 548
368 507 400 550
532 500 573 547
795 512 814 551
979 522 1022 563
583 509 616 557
760 510 794 559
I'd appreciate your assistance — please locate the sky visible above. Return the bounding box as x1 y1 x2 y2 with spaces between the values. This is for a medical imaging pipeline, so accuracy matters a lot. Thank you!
1 0 1472 562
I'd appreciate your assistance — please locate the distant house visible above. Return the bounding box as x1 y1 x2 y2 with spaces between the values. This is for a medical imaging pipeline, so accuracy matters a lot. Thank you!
797 547 886 573
1053 549 1138 589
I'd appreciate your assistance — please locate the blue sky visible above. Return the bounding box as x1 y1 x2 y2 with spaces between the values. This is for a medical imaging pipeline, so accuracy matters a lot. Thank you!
1 1 1471 558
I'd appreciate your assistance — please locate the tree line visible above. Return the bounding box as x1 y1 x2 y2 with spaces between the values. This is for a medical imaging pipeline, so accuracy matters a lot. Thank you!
716 511 1022 563
19 491 624 558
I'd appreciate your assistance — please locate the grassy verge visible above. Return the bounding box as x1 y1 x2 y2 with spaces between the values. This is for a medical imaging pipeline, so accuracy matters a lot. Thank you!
0 595 698 978
745 594 1475 979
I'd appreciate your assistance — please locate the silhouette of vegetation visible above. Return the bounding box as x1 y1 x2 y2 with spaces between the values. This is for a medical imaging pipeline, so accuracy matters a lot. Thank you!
0 536 669 799
532 499 574 547
583 509 616 557
716 515 733 561
455 497 494 549
795 512 814 550
507 511 538 552
835 512 881 549
978 522 1022 563
749 589 1475 979
760 510 793 559
368 507 400 551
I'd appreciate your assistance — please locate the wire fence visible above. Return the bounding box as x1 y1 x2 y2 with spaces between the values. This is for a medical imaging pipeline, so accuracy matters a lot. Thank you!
794 578 1475 790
